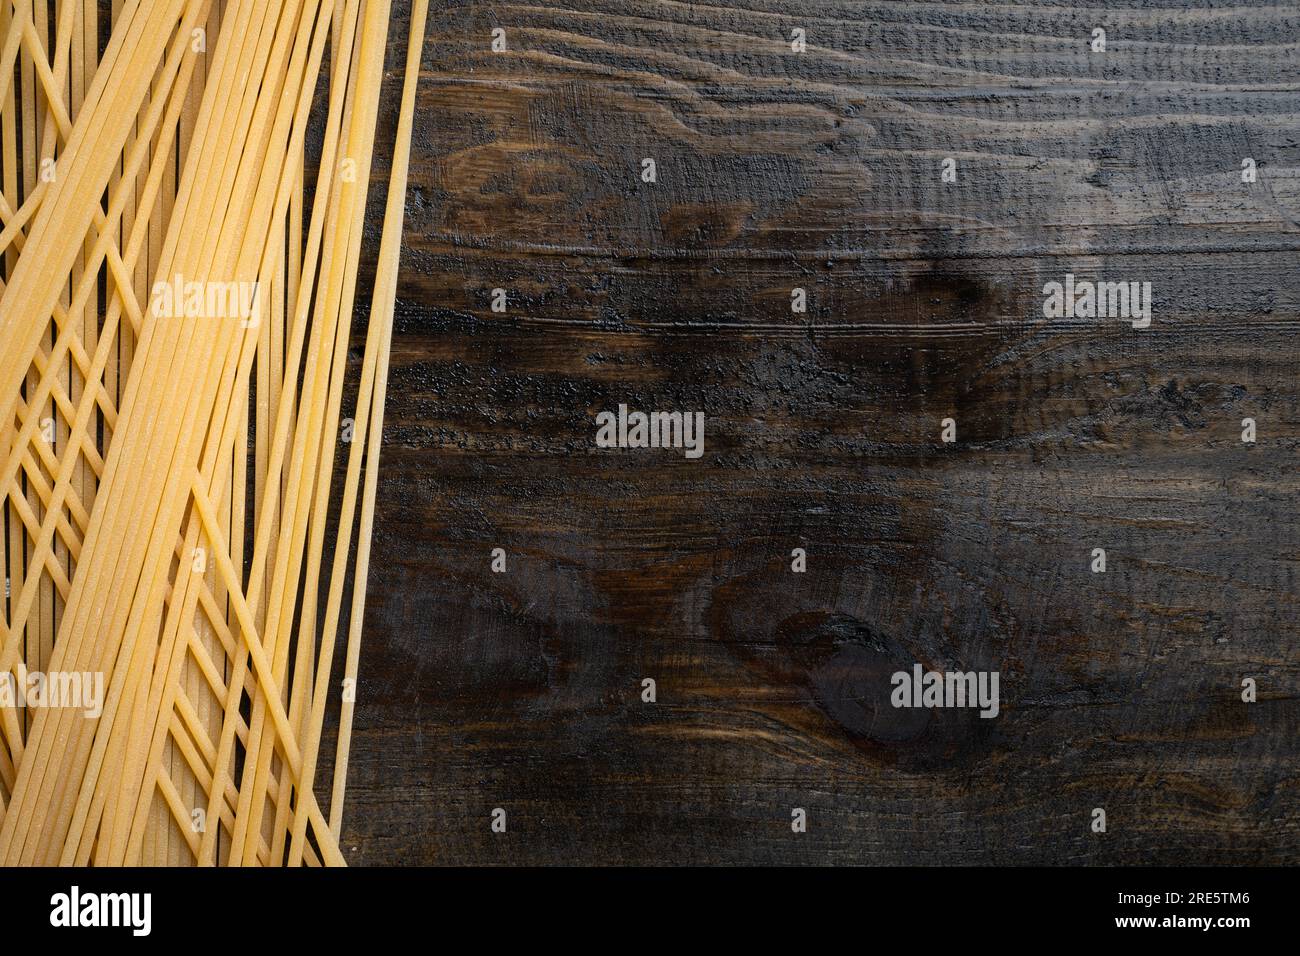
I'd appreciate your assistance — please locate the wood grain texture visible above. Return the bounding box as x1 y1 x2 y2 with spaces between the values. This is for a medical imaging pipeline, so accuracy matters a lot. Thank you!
320 0 1300 864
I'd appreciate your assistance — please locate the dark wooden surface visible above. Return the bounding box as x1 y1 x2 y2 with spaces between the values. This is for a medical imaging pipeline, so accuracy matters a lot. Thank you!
323 0 1300 865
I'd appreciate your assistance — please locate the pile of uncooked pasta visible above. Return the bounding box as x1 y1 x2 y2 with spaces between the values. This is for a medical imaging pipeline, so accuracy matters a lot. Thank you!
0 0 427 865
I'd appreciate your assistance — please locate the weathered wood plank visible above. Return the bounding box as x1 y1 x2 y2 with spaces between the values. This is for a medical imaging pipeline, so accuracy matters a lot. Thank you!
319 0 1300 865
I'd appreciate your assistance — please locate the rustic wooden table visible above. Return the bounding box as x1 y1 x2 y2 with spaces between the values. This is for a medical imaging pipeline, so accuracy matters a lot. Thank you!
322 0 1300 865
